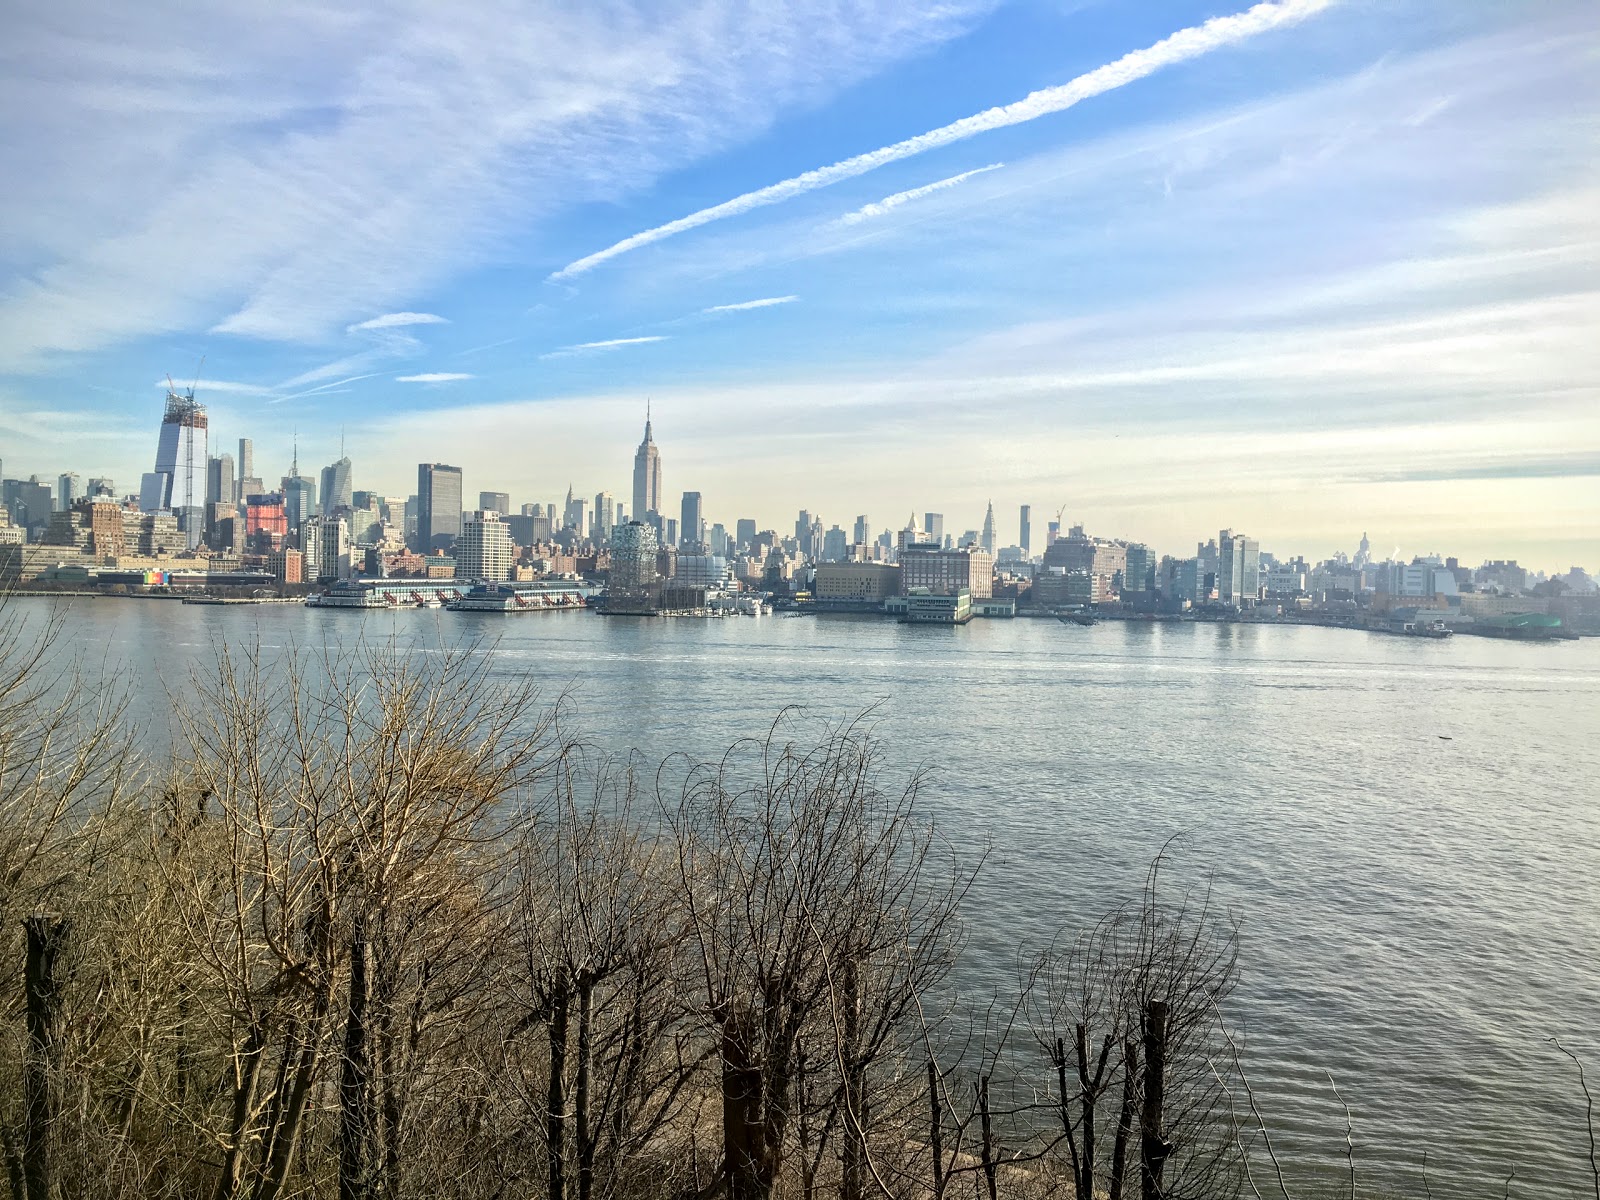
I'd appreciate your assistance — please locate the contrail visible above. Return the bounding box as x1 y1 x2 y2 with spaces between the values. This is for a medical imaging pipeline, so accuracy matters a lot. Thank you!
551 0 1334 279
838 164 1003 225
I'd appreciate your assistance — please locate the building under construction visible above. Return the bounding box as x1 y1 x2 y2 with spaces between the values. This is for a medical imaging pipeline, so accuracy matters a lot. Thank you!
139 385 208 550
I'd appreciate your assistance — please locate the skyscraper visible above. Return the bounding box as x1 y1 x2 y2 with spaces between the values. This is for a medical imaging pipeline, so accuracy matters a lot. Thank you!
924 513 944 544
417 463 464 553
206 454 235 507
56 473 80 511
1019 505 1031 558
1218 529 1261 607
140 385 208 548
632 408 662 523
736 518 757 551
980 501 996 555
320 457 353 514
680 491 702 549
853 515 871 546
593 491 616 542
479 491 511 514
456 511 514 581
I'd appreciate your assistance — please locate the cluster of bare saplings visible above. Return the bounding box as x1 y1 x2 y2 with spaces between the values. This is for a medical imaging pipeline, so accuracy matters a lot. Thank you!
0 606 1595 1200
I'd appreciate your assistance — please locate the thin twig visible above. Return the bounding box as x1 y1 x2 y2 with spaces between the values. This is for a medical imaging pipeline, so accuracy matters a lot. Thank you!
1326 1070 1355 1199
1550 1038 1600 1200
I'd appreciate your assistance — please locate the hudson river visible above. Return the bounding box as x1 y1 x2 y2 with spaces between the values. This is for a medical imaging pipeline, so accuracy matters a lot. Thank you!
27 599 1600 1197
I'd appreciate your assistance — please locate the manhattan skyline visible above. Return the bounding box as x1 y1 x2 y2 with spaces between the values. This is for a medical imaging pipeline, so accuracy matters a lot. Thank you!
1 1 1596 569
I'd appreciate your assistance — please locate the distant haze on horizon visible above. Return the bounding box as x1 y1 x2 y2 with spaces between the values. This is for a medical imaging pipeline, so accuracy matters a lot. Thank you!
1 1 1595 572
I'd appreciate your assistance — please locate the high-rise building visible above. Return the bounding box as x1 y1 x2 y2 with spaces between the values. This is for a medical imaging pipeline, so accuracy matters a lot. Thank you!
853 515 871 546
980 501 996 556
417 464 464 553
478 491 511 514
56 473 80 511
140 385 209 548
1047 520 1060 548
822 525 848 562
206 454 235 507
632 408 662 523
924 513 944 544
593 491 616 543
456 511 514 581
795 510 812 543
900 544 994 599
1218 529 1261 607
283 475 317 531
606 521 660 614
237 439 254 502
680 492 703 549
320 457 353 515
1019 505 1031 558
301 515 352 583
709 522 730 556
1124 543 1154 594
734 518 756 551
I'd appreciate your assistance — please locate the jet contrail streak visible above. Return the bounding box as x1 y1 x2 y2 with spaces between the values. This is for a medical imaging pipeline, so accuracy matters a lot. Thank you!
551 0 1335 280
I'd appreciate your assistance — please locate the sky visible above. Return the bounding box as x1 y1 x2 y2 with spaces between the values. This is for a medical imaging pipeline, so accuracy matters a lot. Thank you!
0 0 1596 571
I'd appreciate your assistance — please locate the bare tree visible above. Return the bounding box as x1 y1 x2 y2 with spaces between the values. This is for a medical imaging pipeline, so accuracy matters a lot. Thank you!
666 713 969 1200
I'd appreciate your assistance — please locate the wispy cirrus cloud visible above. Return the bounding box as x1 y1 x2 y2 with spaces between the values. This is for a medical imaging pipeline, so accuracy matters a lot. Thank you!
0 1 986 368
551 0 1336 278
837 164 1003 225
701 296 800 314
540 336 669 359
346 312 448 333
150 377 274 396
396 372 474 383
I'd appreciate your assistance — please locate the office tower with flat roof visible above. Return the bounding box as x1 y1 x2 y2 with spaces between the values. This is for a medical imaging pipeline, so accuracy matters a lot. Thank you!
56 473 80 511
632 408 662 523
1218 529 1261 607
283 475 316 531
456 511 514 581
853 515 871 547
924 513 944 544
236 439 253 499
206 454 234 507
479 491 511 514
593 491 616 543
1019 505 1031 557
680 491 703 549
417 463 464 553
822 525 847 562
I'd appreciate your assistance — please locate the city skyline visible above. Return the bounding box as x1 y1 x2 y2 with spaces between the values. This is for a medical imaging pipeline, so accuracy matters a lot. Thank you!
0 1 1595 569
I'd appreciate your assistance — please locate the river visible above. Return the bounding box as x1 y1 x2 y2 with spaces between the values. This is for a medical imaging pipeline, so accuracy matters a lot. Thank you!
17 597 1600 1196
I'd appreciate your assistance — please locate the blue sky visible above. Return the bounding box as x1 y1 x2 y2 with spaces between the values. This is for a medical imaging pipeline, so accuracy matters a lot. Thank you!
1 0 1595 569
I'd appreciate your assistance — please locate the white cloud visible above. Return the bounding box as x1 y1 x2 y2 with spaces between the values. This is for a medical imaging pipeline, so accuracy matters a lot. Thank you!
0 0 986 367
346 311 449 333
700 296 800 313
551 0 1335 278
540 336 668 359
396 372 473 383
837 164 1003 224
150 377 274 396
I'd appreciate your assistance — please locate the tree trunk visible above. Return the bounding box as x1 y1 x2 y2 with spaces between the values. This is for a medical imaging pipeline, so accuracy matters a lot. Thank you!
1109 1038 1138 1200
841 958 865 1200
213 1022 268 1200
547 988 569 1200
340 915 372 1200
977 1075 998 1200
576 972 595 1200
1140 1001 1170 1200
719 1008 765 1200
927 1060 944 1200
22 916 69 1200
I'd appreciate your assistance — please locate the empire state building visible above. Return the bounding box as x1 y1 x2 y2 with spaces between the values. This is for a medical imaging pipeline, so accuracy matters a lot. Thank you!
632 408 661 522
